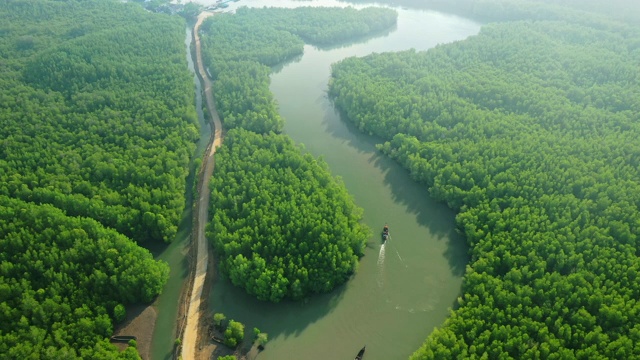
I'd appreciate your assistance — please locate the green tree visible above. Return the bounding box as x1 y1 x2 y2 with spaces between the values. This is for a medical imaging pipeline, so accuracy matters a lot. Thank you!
223 320 245 349
114 304 126 323
213 313 227 329
256 333 269 347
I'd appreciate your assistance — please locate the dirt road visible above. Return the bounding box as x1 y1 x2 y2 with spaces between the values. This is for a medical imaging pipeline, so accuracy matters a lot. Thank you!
181 11 223 360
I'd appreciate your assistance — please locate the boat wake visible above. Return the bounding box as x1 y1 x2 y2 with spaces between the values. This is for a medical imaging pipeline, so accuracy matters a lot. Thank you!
377 243 386 288
377 243 386 265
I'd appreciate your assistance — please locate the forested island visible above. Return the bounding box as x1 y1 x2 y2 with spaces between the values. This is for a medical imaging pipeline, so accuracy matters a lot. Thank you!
1 0 197 357
201 6 397 301
329 0 640 358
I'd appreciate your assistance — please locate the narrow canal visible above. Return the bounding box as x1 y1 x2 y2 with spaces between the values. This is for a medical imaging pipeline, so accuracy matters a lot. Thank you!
197 1 482 359
149 26 212 360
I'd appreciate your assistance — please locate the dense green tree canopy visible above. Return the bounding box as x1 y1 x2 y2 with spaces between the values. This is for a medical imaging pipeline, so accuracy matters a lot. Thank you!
0 196 169 359
207 129 369 302
213 60 285 134
0 0 194 357
329 3 640 358
0 0 198 244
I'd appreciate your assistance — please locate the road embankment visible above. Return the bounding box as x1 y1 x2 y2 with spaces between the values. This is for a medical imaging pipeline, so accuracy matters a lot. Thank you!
181 11 223 360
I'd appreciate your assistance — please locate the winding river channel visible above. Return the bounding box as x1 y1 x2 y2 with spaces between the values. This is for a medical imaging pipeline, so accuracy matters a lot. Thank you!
151 1 480 359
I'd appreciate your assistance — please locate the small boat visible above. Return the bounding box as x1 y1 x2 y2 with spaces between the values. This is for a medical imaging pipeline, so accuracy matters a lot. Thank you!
382 224 389 242
109 335 136 343
355 345 366 359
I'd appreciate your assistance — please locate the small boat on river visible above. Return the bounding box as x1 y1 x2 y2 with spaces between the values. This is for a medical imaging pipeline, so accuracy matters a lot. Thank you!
382 224 389 242
355 345 366 359
110 335 136 343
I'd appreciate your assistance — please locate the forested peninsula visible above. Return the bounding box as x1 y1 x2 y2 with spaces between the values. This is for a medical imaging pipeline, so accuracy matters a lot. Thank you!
201 7 397 301
329 1 640 358
1 0 196 357
207 129 369 302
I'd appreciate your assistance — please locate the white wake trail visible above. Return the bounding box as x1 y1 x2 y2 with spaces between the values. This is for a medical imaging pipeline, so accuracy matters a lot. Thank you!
377 243 386 288
377 242 386 265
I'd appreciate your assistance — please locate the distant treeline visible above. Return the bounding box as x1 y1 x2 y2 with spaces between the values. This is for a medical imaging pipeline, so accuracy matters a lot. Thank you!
201 6 397 134
201 7 397 301
201 6 397 79
340 0 640 24
1 0 196 358
329 2 640 358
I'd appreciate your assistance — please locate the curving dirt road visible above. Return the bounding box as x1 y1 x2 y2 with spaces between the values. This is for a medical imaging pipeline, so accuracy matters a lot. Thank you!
181 11 222 360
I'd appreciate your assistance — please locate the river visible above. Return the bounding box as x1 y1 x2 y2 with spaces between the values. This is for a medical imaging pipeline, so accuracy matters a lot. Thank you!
155 1 480 359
